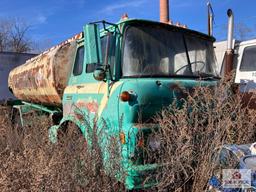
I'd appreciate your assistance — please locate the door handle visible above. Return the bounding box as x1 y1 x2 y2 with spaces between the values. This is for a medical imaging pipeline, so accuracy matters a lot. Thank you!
77 85 84 89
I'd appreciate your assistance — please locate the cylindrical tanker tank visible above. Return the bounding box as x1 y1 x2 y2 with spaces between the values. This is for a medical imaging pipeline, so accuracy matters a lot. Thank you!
8 41 77 106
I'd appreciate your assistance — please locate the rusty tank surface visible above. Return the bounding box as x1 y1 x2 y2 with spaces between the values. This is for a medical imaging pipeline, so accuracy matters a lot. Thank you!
8 40 78 106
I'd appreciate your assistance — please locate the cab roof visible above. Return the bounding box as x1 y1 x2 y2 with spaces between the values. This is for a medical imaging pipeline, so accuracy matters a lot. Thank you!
115 18 216 42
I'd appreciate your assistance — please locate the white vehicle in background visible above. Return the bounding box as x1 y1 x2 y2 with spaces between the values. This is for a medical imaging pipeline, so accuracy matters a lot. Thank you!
214 9 256 105
215 39 256 87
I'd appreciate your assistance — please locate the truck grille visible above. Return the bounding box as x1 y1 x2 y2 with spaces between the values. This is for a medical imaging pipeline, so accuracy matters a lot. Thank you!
132 131 164 165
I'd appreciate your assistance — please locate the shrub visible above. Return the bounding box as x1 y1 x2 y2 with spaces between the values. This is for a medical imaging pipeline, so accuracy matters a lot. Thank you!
149 78 256 191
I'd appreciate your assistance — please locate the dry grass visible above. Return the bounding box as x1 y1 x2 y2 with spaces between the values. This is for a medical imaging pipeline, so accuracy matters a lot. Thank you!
0 78 255 192
0 109 123 192
148 78 256 191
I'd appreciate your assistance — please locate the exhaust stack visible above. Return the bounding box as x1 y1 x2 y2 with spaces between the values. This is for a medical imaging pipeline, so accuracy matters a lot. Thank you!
227 9 234 51
225 9 234 76
207 2 213 36
160 0 169 23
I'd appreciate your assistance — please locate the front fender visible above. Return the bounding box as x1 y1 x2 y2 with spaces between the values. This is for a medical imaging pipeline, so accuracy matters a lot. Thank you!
48 116 86 143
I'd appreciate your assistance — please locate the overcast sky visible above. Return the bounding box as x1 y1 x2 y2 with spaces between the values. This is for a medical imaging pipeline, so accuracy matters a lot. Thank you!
1 0 255 49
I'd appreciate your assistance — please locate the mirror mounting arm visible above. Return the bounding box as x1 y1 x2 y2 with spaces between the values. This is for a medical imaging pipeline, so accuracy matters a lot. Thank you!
89 20 121 35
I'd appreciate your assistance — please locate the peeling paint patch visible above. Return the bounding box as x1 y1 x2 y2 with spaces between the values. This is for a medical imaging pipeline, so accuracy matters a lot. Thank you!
77 99 98 114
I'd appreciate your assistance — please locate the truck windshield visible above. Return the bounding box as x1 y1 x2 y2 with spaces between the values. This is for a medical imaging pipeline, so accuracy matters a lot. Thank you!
122 24 218 78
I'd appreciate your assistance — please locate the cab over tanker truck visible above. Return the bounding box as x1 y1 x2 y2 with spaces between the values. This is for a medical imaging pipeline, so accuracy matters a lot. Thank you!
7 7 220 191
8 18 219 189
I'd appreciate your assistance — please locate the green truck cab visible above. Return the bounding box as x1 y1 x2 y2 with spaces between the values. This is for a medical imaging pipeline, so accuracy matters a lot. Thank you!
9 19 219 189
57 19 218 189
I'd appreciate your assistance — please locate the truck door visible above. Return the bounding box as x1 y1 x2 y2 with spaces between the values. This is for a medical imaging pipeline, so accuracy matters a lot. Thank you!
75 34 118 120
69 44 102 118
63 44 87 118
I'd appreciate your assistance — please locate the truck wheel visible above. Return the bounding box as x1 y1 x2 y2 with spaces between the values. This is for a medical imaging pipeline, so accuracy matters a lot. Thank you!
51 112 63 125
57 122 86 152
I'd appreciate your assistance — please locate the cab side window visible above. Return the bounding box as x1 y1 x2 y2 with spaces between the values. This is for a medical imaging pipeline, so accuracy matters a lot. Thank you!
73 46 84 76
240 45 256 71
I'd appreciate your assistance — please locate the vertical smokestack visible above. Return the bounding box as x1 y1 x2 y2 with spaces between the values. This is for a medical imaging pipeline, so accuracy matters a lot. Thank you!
225 9 234 76
227 9 234 51
207 2 213 36
160 0 169 23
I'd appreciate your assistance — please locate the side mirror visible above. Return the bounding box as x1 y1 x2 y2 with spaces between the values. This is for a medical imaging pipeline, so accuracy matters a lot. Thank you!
84 24 102 65
93 68 106 81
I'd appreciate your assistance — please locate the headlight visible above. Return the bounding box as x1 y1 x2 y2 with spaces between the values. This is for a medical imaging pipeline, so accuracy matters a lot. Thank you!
147 134 161 152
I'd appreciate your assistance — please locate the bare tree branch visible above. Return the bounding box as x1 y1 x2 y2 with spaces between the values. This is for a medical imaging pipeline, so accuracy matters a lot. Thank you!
0 18 33 53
